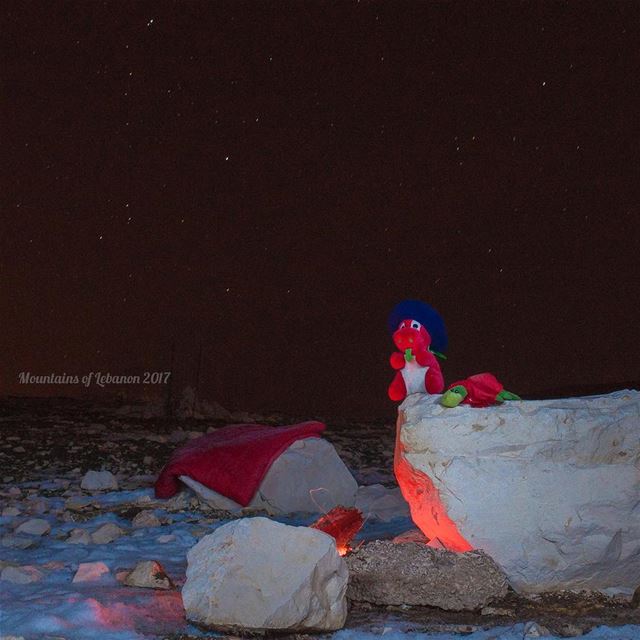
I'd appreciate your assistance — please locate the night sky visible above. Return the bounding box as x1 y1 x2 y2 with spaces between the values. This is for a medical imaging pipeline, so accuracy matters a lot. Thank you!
2 1 639 418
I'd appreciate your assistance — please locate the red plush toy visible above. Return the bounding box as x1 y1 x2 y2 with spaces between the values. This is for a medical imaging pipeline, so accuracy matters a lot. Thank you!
387 301 447 402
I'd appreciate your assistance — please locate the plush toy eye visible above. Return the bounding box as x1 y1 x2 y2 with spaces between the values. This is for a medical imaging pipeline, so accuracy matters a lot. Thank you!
411 321 421 330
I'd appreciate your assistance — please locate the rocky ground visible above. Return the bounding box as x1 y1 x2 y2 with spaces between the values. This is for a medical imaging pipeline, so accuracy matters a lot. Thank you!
1 396 639 639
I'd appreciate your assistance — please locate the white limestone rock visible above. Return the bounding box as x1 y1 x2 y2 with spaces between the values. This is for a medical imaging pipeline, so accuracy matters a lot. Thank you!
81 470 118 492
395 390 640 594
182 517 348 632
181 437 358 515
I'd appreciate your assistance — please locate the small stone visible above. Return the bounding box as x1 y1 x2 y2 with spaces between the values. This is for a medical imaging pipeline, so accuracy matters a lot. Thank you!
72 561 112 583
392 528 429 544
13 446 26 453
66 528 91 545
15 518 51 536
124 560 173 590
524 621 552 637
143 455 153 466
1 534 38 549
156 534 175 544
91 522 126 544
132 510 161 528
2 506 20 517
27 498 48 514
1 565 44 584
65 496 93 511
81 470 118 492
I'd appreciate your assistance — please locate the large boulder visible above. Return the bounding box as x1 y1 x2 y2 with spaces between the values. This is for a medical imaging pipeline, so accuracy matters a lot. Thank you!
181 437 358 515
395 390 640 594
346 540 508 610
182 517 348 632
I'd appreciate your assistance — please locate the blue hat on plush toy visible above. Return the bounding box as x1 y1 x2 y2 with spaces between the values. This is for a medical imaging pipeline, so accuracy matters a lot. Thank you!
387 299 448 354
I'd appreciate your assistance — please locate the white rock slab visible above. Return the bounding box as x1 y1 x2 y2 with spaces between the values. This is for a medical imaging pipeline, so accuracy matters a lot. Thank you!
395 390 640 594
181 437 358 515
81 470 118 491
182 517 348 632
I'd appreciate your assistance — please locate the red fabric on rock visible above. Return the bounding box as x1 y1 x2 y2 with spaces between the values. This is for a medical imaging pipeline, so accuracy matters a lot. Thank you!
154 421 326 505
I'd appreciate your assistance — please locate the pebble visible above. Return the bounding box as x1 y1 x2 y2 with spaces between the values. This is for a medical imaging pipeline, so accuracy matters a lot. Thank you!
81 470 118 492
91 522 126 544
1 534 39 549
1 565 44 584
132 510 161 528
72 561 112 583
156 534 175 544
66 528 91 545
123 560 173 590
524 621 552 637
65 496 93 511
2 506 21 517
15 518 51 536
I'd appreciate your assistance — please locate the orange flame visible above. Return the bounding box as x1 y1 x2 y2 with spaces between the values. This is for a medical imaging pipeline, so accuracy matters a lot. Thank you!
311 506 364 555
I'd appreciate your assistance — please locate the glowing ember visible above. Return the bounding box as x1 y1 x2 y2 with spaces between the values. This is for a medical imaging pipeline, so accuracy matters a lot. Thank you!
311 506 364 555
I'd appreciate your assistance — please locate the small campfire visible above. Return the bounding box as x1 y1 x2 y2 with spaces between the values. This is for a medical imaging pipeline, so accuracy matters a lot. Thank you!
311 506 364 556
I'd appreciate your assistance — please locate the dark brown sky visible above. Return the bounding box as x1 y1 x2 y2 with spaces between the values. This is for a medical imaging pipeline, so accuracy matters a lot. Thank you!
2 1 639 418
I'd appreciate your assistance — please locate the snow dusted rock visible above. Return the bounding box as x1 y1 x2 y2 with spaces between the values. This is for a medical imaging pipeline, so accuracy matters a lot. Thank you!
182 517 348 632
72 561 112 583
182 437 358 515
395 390 640 594
355 484 410 522
124 560 173 589
81 470 118 492
132 510 161 528
15 518 50 536
91 522 126 544
1 565 44 584
66 528 91 545
346 540 508 611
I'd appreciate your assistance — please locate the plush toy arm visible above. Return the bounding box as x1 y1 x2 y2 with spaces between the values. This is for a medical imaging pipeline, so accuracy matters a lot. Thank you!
415 349 437 367
425 363 445 394
390 352 405 370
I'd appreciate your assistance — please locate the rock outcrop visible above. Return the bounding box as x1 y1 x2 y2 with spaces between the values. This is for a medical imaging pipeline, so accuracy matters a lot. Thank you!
395 390 640 594
182 517 348 632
